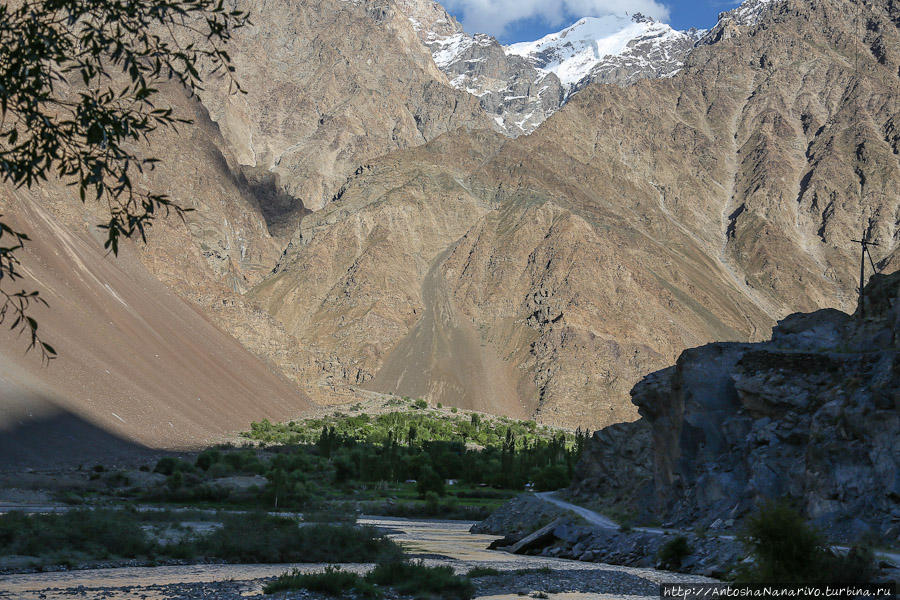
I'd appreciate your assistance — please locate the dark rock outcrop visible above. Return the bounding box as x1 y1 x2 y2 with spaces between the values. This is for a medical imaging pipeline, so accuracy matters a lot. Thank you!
577 271 900 542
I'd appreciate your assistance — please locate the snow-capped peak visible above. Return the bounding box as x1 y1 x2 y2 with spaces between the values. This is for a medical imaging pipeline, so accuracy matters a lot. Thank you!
396 0 705 137
505 13 688 87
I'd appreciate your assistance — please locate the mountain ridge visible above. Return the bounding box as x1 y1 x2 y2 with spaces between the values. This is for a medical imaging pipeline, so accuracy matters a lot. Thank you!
398 1 706 135
249 0 898 427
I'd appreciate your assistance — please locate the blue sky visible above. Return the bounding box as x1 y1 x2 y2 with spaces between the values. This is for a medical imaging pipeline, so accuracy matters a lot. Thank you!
442 0 744 44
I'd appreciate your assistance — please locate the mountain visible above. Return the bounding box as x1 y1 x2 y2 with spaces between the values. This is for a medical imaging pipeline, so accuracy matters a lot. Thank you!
396 0 564 136
507 14 701 88
1 0 898 466
0 83 312 465
249 0 899 428
398 2 702 136
0 0 500 465
194 0 491 219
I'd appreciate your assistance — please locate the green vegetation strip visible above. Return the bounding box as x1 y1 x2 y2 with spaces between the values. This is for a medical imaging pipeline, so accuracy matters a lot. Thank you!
0 510 401 567
265 560 476 599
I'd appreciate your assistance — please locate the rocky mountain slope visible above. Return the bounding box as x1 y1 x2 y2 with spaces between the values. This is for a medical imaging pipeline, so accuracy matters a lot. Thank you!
0 78 315 466
398 1 702 136
194 0 491 221
248 0 899 428
575 270 899 542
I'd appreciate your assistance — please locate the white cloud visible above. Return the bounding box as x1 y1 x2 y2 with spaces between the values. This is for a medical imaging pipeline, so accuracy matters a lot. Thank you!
442 0 671 38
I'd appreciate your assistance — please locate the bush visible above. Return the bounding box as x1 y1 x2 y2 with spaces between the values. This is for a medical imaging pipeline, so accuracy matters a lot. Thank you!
820 545 877 584
264 566 381 597
196 515 403 563
153 457 194 476
532 465 569 491
0 510 151 559
737 502 876 584
366 560 475 600
414 399 428 409
658 535 692 570
737 502 824 583
196 449 221 471
424 491 441 513
417 466 445 497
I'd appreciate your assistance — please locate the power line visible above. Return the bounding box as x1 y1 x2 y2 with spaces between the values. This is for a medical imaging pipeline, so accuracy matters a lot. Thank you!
850 234 879 319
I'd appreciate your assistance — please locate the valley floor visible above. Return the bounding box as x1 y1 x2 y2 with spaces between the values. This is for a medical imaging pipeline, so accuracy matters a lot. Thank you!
0 516 712 600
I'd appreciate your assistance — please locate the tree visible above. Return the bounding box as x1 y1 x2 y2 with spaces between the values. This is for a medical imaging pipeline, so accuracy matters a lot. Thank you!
417 466 445 498
0 0 249 360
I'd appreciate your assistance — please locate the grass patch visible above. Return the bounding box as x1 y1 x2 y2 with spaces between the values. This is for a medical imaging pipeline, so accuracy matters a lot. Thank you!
264 566 380 597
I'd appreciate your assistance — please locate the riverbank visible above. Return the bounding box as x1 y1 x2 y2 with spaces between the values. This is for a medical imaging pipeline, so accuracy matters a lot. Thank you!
0 517 714 600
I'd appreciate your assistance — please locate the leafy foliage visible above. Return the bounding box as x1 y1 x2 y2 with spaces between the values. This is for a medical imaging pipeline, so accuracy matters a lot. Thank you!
245 404 590 493
0 509 151 559
657 535 692 570
736 502 876 584
0 508 402 568
0 0 247 357
194 514 403 564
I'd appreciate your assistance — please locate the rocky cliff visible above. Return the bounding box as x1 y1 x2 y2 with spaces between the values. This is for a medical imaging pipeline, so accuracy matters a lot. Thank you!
576 271 899 542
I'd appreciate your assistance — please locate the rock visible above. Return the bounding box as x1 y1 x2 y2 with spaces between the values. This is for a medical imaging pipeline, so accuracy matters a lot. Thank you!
507 518 568 554
552 523 585 544
587 271 900 541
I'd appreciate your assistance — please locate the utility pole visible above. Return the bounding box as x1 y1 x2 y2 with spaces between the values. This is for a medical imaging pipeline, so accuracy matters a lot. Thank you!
850 234 879 319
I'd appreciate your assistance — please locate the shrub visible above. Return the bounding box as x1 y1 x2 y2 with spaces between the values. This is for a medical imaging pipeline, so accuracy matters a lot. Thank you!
153 457 193 476
196 515 403 563
736 502 876 584
366 560 475 600
532 465 569 491
195 449 221 471
820 545 877 584
737 502 824 583
414 399 428 409
658 535 692 570
424 491 440 513
417 466 445 497
0 510 151 559
166 471 184 491
264 566 381 597
206 462 231 478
